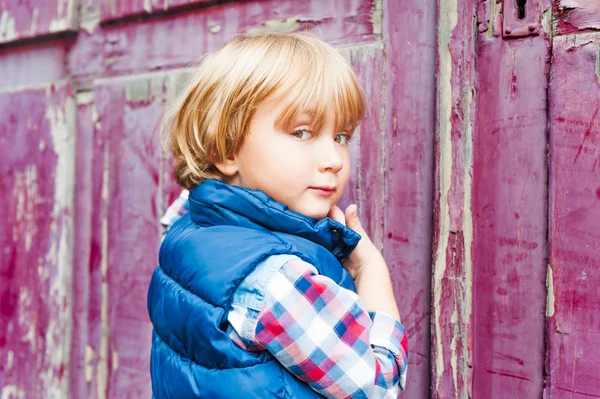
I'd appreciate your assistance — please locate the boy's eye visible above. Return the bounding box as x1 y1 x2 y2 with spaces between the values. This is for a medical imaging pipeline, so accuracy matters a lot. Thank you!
292 129 314 140
334 133 351 145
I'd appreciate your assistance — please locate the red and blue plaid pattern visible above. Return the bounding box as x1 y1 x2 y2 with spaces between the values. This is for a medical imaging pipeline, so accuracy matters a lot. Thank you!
161 194 408 397
230 258 408 398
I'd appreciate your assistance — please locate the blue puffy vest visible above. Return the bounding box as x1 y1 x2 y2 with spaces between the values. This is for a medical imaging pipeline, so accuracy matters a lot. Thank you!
147 180 361 398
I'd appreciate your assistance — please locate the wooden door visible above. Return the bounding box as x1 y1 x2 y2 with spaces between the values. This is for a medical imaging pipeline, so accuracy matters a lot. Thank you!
1 0 598 398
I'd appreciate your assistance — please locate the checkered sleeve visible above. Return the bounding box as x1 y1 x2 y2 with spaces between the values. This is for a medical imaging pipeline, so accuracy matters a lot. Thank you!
232 257 408 399
160 189 189 232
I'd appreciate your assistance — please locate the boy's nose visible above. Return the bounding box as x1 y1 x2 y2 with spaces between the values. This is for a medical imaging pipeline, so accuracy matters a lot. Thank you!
317 140 344 173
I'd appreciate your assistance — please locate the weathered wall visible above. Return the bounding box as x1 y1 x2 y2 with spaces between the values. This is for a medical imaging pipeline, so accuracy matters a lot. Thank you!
1 0 599 398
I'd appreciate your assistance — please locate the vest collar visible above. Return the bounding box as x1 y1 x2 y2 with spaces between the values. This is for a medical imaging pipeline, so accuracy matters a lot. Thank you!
188 179 361 260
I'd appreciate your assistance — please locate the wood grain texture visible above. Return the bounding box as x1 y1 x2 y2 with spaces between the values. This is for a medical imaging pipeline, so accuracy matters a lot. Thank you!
471 16 550 398
382 0 437 397
68 0 381 81
431 0 477 397
87 71 191 398
546 33 600 399
0 81 75 398
0 0 78 44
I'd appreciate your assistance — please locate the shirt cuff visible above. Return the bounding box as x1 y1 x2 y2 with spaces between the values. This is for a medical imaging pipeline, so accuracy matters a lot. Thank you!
369 311 408 391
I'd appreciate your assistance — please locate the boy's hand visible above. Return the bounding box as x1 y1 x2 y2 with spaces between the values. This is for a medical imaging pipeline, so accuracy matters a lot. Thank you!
328 204 387 280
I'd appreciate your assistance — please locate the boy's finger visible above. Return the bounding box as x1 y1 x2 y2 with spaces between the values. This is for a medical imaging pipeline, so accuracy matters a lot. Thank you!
344 204 365 234
328 205 346 225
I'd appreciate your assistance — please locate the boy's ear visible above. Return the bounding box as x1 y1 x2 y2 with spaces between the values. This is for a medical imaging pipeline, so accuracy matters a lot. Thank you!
213 154 239 177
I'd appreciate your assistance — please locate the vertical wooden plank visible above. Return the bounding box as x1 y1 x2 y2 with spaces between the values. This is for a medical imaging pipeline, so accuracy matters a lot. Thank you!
338 43 385 245
546 34 600 399
382 0 437 397
0 81 75 398
470 1 550 396
431 0 477 397
91 69 191 398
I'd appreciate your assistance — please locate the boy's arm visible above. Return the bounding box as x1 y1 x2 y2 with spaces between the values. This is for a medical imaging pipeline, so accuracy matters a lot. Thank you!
229 256 407 399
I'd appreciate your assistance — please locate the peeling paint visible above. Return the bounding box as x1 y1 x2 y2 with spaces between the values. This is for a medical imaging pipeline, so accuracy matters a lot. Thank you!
546 264 555 317
208 23 222 33
1 385 25 399
462 85 474 367
596 43 600 84
80 4 101 35
6 350 13 370
486 1 501 39
434 0 458 392
0 9 18 43
29 8 39 36
126 78 151 103
246 17 301 35
97 148 110 399
85 345 95 382
371 0 383 36
112 350 119 371
542 5 554 35
44 84 76 398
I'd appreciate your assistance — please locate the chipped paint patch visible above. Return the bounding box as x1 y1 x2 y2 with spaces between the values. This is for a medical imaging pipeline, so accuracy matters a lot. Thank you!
434 0 458 392
208 23 222 33
246 17 301 35
29 8 39 36
462 86 474 363
542 4 554 35
6 350 14 370
85 345 95 382
546 264 555 317
97 147 110 399
596 43 600 84
80 4 101 34
0 9 18 43
371 0 383 36
44 84 76 397
1 385 25 399
112 350 119 371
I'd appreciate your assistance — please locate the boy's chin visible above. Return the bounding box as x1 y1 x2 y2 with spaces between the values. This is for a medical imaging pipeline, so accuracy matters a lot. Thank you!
291 205 330 221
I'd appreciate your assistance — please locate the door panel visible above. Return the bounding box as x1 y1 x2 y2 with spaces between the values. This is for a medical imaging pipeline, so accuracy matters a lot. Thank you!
546 34 600 399
0 81 75 398
0 0 78 44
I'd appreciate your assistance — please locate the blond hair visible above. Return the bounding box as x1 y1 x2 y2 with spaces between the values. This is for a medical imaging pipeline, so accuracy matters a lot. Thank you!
162 33 365 189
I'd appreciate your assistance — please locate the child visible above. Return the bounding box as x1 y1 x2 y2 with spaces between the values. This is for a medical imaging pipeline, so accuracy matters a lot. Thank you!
147 33 408 399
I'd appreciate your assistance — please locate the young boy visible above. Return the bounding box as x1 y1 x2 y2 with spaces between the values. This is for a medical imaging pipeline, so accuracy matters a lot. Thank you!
147 33 408 399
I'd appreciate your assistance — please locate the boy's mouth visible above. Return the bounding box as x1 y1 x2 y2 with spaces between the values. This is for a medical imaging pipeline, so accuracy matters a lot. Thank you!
309 186 336 196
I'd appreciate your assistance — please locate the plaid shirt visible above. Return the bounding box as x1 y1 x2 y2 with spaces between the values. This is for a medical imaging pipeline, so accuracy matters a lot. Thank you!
162 191 408 398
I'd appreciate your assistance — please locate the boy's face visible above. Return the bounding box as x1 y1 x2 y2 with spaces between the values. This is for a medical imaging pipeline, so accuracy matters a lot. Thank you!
217 92 352 220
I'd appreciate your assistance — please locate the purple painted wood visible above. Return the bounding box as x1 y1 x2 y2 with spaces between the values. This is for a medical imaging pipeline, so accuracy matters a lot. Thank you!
382 0 437 397
555 0 600 33
89 72 178 398
67 0 381 80
337 44 385 245
471 1 550 395
0 81 75 398
71 90 95 399
430 0 477 397
100 0 215 22
0 40 67 90
546 34 600 399
0 0 77 44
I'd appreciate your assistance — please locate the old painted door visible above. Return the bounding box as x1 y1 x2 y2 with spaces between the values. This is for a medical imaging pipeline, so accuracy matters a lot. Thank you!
1 0 599 398
0 1 436 398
